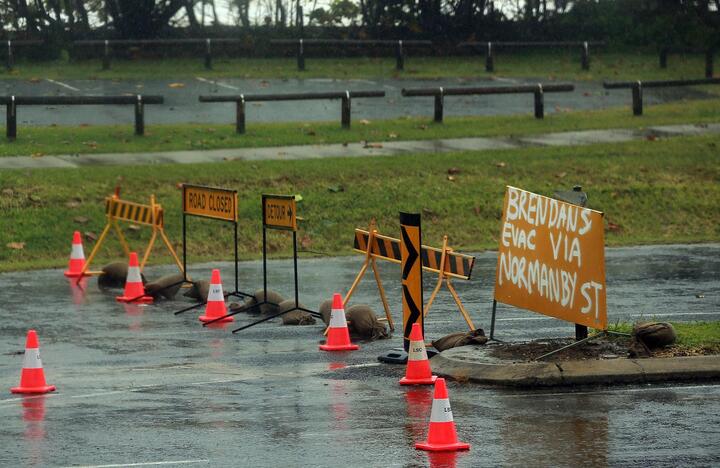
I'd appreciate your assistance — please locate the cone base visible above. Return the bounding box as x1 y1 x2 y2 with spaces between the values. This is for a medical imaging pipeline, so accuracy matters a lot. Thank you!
319 343 359 351
64 270 85 278
415 441 470 452
11 384 56 395
400 374 437 386
116 295 153 304
199 315 234 323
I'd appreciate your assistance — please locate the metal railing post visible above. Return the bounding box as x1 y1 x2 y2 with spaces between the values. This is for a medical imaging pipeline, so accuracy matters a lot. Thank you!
134 95 145 135
581 41 590 70
6 40 13 71
396 40 404 71
434 87 444 123
7 95 17 139
297 39 305 71
485 41 494 72
534 83 544 119
102 40 110 70
205 38 212 70
341 90 351 129
236 95 245 134
706 48 714 79
632 81 643 116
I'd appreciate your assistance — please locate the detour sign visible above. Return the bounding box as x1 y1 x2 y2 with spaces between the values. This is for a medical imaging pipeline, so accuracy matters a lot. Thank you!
262 194 297 231
494 186 607 330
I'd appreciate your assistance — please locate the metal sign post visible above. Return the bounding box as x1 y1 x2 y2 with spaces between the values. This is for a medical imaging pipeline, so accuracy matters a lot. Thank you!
203 194 321 329
173 184 253 316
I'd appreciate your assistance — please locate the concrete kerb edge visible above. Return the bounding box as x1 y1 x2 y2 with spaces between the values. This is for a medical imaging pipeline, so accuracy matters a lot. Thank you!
431 349 720 387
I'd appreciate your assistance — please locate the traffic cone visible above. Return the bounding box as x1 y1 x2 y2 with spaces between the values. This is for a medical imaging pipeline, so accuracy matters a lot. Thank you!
319 293 359 351
11 330 56 395
415 378 470 452
116 252 152 304
63 231 86 278
400 322 437 385
199 269 233 323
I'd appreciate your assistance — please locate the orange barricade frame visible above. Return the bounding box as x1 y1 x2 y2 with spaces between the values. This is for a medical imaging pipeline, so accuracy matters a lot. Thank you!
346 220 477 331
79 192 183 278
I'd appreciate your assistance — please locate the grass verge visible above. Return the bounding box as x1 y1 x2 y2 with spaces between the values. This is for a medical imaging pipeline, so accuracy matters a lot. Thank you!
608 322 720 355
0 133 718 272
1 52 715 81
2 98 720 157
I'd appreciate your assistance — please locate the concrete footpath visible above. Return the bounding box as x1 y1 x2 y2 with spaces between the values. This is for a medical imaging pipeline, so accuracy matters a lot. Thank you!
1 122 719 170
432 344 720 387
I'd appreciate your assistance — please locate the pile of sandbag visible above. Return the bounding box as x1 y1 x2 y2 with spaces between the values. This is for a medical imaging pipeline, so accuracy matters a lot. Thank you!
431 329 487 352
319 299 389 341
628 322 677 358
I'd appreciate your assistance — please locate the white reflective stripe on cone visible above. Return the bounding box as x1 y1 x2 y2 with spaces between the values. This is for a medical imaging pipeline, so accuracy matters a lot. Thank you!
70 243 85 259
126 266 142 283
22 348 43 369
207 284 224 302
329 309 347 328
408 340 428 361
429 398 454 423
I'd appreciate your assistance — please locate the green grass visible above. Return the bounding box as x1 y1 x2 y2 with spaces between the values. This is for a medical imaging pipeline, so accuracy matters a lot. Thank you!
1 51 715 81
1 133 718 272
608 322 720 351
3 98 720 157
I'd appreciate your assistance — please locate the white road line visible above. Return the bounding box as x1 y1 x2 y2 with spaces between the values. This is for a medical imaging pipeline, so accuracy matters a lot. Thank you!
61 460 209 468
496 311 720 323
0 393 59 405
342 363 381 369
496 383 720 399
196 76 239 90
46 78 80 92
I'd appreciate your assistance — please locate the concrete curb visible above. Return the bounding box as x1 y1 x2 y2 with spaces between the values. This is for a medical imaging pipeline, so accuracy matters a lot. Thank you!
431 346 720 387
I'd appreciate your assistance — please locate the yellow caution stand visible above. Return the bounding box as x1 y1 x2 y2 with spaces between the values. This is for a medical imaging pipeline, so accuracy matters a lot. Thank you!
79 191 183 279
346 221 477 331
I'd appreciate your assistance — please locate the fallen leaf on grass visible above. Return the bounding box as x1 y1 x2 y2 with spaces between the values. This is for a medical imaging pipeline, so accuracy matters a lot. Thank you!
74 216 89 224
168 82 185 88
359 119 371 125
417 124 428 130
175 182 184 190
556 171 567 179
646 134 658 141
29 77 41 83
447 175 456 181
327 185 344 193
127 224 141 231
84 231 98 242
301 235 312 249
388 133 398 139
447 167 461 175
473 206 482 216
1 188 14 196
28 195 41 202
31 152 44 158
606 221 622 233
6 242 25 250
363 141 383 149
495 161 506 168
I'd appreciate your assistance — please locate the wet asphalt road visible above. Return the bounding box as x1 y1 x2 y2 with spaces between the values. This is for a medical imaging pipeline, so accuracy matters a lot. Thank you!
0 77 711 126
0 243 719 467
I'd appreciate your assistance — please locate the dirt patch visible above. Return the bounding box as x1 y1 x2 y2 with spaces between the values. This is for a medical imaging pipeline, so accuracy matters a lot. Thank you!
488 336 719 362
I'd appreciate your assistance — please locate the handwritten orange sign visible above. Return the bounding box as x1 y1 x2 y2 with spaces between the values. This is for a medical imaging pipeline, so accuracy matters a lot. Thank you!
493 186 607 329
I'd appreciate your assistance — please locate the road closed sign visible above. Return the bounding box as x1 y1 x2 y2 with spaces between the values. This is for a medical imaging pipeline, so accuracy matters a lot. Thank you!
493 186 607 330
183 184 237 222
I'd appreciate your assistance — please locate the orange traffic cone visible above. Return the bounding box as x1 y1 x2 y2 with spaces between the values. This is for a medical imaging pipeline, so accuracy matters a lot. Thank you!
400 322 437 385
415 378 470 452
319 293 359 351
11 330 56 394
63 231 86 278
199 269 233 323
116 252 152 304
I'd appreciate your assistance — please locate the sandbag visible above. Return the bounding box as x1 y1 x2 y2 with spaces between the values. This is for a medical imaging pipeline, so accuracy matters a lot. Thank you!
98 261 146 289
432 329 487 352
144 273 185 300
229 289 286 314
279 300 316 325
183 280 209 302
319 299 333 326
346 304 388 340
632 322 677 349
